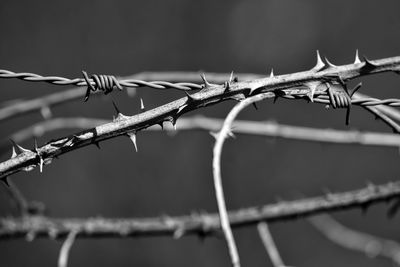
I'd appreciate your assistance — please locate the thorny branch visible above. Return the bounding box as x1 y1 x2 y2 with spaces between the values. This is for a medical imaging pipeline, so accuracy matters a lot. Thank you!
0 181 399 239
1 55 400 179
2 116 400 155
309 214 400 265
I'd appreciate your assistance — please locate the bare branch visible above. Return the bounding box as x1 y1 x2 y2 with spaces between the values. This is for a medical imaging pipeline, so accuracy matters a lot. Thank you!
309 214 400 265
213 92 275 267
0 56 399 179
3 180 29 216
257 222 288 267
1 181 399 240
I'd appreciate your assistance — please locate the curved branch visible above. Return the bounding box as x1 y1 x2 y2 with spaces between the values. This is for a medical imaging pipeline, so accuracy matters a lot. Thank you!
0 181 399 239
213 93 275 267
309 214 400 265
1 56 399 179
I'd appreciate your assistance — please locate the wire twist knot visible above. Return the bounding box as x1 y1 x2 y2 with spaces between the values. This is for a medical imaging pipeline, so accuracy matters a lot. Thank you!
82 71 123 102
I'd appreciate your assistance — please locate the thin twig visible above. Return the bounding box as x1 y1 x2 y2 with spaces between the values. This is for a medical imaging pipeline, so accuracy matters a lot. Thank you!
309 214 400 265
3 180 29 216
257 222 287 267
0 181 399 239
213 92 275 267
1 56 399 179
361 105 400 133
58 229 78 267
2 117 400 156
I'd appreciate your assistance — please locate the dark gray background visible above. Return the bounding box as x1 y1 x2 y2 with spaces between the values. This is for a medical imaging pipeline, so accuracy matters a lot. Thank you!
0 0 400 266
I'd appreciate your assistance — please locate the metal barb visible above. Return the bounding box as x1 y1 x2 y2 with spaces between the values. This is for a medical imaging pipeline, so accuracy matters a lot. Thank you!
82 70 95 102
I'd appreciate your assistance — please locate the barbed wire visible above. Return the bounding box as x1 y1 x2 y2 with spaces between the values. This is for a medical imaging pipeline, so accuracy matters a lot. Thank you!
0 69 203 92
2 69 400 108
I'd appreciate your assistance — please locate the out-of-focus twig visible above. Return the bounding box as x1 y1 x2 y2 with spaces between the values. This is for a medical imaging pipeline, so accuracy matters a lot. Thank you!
58 229 78 267
1 181 399 240
309 214 400 265
3 180 29 216
257 222 288 267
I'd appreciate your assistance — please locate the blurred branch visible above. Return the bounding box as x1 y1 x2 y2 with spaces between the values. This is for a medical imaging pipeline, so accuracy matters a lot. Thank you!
1 181 399 239
2 116 400 158
58 229 78 267
257 222 289 267
309 214 400 265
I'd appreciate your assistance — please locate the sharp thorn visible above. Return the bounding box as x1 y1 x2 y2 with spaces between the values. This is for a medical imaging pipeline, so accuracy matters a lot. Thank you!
354 49 361 64
350 82 362 97
158 122 164 130
209 131 218 140
34 138 39 152
362 56 377 70
140 98 145 111
10 139 30 154
1 177 9 187
200 73 211 88
324 57 337 68
252 102 258 110
127 132 138 152
224 81 230 92
177 104 187 114
11 146 17 159
39 157 44 173
94 142 101 149
228 71 234 83
269 68 274 78
306 81 320 102
312 50 325 71
184 91 196 102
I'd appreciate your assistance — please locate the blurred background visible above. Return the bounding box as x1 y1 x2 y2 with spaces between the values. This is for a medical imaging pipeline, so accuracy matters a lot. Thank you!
0 0 400 266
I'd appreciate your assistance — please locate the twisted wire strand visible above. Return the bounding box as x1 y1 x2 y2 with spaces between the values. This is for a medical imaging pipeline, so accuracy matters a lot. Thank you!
0 69 203 90
282 94 400 107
